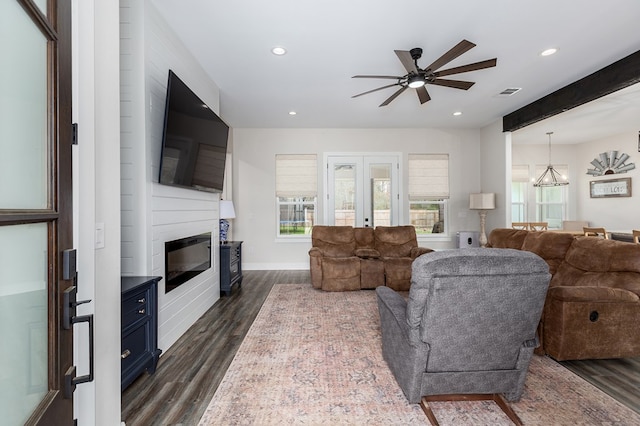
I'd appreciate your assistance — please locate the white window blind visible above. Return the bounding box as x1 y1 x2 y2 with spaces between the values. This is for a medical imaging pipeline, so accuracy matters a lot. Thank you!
408 154 449 199
512 165 530 182
276 154 317 197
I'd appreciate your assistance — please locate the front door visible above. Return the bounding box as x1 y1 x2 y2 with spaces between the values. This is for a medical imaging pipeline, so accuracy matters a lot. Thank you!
0 0 74 424
326 155 400 227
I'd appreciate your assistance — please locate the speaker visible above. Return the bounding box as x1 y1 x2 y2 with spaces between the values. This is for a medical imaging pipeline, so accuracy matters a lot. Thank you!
456 231 480 248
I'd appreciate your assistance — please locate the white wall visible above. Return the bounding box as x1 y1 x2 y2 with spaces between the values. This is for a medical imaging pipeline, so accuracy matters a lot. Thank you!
512 130 639 231
480 120 511 232
232 127 485 269
120 1 223 353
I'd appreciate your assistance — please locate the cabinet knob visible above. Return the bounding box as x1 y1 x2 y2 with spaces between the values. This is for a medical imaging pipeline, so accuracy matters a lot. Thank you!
137 298 146 303
138 308 146 314
121 349 131 359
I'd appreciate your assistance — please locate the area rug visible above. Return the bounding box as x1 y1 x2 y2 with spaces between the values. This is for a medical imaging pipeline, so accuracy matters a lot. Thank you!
198 284 640 425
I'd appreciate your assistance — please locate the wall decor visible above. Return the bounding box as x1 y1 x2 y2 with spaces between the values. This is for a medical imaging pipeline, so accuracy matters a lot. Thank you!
590 177 632 198
586 151 635 176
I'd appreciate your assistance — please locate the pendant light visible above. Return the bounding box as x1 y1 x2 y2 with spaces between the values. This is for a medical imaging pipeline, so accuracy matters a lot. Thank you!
533 132 569 187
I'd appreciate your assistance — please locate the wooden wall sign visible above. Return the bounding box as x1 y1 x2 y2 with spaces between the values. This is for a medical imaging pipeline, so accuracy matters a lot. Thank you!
590 177 632 198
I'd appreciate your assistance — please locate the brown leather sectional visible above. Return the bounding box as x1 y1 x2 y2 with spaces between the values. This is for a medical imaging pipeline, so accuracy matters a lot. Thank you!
488 228 640 361
308 225 432 291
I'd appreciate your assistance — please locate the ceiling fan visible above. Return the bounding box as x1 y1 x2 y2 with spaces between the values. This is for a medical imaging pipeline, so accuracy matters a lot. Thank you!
352 39 497 107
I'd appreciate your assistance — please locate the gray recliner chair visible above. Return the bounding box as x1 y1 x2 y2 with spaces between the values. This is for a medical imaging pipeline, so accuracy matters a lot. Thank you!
376 248 551 425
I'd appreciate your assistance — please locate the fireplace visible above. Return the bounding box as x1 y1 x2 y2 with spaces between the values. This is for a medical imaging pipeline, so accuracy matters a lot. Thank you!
165 233 211 293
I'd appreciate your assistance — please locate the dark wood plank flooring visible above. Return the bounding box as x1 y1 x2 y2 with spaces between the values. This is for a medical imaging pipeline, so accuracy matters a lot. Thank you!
122 270 640 425
560 356 640 414
121 270 309 425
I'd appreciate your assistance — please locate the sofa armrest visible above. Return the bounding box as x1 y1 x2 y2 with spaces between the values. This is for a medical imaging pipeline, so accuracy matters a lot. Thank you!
308 247 323 257
411 246 434 259
376 286 430 404
355 248 380 259
548 286 640 303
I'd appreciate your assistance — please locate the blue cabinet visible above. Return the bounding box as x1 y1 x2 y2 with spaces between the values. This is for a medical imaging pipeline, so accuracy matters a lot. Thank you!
220 241 243 296
121 276 162 391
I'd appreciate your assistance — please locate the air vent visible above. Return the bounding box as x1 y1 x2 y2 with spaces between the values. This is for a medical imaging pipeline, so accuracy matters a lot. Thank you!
496 87 522 97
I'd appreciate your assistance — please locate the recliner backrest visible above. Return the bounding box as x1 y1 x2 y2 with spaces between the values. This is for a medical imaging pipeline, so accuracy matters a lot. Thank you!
311 226 356 257
407 248 550 371
374 225 417 257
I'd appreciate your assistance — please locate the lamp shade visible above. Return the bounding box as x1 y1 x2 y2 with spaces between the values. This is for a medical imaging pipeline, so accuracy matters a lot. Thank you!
220 200 236 219
469 193 495 210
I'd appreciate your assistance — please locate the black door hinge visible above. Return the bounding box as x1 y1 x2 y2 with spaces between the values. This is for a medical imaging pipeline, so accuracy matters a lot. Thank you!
72 123 78 145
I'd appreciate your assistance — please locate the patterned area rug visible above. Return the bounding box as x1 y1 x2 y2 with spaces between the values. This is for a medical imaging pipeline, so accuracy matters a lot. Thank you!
199 284 640 425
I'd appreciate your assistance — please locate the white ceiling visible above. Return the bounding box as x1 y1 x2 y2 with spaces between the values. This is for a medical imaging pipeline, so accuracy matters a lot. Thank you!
150 0 640 143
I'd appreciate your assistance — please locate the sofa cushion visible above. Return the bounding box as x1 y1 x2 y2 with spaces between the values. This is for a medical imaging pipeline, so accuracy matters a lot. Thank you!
311 225 356 257
354 227 376 249
551 237 640 296
521 231 575 275
487 228 528 249
375 226 418 258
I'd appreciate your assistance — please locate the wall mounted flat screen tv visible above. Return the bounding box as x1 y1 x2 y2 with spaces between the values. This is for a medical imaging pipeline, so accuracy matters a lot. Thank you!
158 70 229 193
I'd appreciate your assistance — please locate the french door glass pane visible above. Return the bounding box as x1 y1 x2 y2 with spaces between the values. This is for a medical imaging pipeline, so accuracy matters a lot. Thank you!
0 0 49 209
334 164 356 226
370 164 391 227
0 223 48 425
33 0 48 17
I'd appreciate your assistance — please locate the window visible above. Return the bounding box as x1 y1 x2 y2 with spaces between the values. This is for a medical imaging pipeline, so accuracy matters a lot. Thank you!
534 164 568 229
511 165 529 222
408 154 449 234
276 154 317 237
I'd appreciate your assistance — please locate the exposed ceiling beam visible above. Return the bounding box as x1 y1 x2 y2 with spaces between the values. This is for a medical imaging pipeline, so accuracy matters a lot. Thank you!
503 50 640 132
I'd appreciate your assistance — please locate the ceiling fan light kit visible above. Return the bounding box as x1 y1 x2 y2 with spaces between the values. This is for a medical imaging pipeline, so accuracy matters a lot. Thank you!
351 39 497 107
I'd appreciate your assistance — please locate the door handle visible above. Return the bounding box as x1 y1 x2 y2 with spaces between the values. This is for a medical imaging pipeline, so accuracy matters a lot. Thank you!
63 284 95 399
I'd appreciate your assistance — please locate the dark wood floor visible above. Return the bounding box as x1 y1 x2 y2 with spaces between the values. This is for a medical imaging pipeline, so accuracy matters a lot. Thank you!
122 270 640 425
121 270 309 425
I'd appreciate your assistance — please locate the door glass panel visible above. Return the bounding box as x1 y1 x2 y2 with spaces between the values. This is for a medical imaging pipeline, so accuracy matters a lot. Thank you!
0 0 49 209
0 223 48 425
33 0 48 17
333 164 356 226
369 164 391 227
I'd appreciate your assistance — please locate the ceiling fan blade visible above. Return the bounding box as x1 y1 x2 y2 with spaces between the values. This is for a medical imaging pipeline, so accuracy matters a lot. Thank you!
424 39 476 72
379 86 408 107
434 58 497 77
351 83 401 98
352 75 402 80
416 86 431 104
395 50 419 74
429 78 475 90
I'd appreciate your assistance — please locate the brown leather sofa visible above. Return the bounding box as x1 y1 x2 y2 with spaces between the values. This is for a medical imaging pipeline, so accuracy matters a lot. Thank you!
309 225 433 292
488 228 640 361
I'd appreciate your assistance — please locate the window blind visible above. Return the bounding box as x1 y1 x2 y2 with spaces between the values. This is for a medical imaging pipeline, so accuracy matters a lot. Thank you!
275 154 317 197
512 165 530 182
408 154 449 200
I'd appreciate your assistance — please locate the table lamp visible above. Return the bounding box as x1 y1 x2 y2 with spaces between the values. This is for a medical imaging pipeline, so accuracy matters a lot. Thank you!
469 193 495 248
219 200 236 243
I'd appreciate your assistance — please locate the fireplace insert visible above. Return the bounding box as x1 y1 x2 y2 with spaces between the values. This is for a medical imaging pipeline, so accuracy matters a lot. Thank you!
165 233 211 293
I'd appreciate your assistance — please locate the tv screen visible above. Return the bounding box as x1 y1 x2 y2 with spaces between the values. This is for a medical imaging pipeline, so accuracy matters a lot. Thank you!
158 70 229 193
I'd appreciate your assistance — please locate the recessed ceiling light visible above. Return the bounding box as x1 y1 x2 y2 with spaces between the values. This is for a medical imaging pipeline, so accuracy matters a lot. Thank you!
453 111 462 116
540 48 557 57
288 111 297 116
271 46 287 56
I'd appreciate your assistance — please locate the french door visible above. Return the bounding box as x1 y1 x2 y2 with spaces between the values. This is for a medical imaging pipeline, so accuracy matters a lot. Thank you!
0 0 74 424
326 155 400 227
